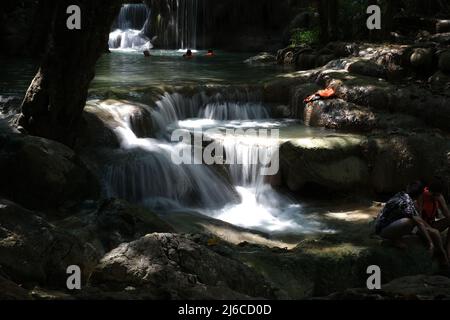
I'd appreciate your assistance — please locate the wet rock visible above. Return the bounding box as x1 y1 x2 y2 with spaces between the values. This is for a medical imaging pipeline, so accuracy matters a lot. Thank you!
290 83 321 118
304 99 376 132
279 135 369 192
0 199 99 287
348 60 387 79
244 52 277 65
75 105 121 151
90 233 276 299
438 50 450 73
0 134 100 210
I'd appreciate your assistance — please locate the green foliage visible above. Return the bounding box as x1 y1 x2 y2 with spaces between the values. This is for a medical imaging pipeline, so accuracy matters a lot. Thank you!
290 28 320 47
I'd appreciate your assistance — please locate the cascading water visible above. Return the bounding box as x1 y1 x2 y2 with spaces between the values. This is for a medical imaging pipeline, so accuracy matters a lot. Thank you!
95 87 329 234
109 4 152 50
175 0 199 49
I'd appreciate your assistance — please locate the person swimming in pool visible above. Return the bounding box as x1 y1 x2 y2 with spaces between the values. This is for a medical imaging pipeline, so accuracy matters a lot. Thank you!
183 49 193 58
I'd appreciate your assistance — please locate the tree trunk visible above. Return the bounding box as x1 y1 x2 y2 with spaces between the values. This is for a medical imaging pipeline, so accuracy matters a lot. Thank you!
317 0 329 43
17 0 121 147
327 0 339 41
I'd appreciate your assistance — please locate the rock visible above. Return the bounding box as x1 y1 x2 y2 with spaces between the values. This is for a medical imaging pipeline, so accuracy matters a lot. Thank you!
429 71 450 91
271 105 291 118
90 233 276 299
56 198 174 254
296 53 318 70
290 83 321 118
436 20 450 34
410 48 434 70
244 52 277 65
324 275 450 300
382 275 450 299
348 60 387 79
0 133 100 210
239 234 433 299
279 135 369 192
0 275 30 300
364 133 450 194
304 99 376 132
0 199 99 287
75 105 121 151
438 50 450 73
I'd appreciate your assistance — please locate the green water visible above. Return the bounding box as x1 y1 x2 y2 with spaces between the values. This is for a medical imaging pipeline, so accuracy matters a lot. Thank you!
1 50 290 100
92 50 289 90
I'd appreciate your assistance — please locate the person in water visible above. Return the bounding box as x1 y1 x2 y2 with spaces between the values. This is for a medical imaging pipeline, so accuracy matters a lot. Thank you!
206 49 215 57
143 50 151 57
375 181 449 266
417 177 450 257
183 49 193 58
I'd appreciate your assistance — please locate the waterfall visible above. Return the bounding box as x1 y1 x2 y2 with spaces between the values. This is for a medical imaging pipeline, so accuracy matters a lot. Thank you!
150 89 270 136
176 0 199 49
109 4 152 50
92 99 238 209
149 0 200 49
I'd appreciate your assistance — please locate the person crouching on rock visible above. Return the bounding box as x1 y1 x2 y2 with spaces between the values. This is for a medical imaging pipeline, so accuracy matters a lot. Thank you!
416 177 450 260
375 181 449 267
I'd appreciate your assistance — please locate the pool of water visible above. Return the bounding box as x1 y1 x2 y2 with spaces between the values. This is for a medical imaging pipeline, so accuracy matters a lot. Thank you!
91 49 290 90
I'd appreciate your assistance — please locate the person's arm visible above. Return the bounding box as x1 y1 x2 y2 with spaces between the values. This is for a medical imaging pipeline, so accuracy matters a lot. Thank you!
416 195 424 214
412 216 434 251
438 195 450 219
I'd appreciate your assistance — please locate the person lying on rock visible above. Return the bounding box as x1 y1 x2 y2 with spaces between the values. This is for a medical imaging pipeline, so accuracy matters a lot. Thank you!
416 177 450 259
375 181 449 267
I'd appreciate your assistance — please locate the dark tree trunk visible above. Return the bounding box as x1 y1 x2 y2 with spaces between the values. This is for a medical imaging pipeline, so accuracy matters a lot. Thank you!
17 0 121 147
327 0 339 41
318 0 329 43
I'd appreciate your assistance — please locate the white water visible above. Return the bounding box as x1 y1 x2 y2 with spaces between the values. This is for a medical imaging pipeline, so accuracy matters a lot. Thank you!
93 89 331 234
109 4 152 51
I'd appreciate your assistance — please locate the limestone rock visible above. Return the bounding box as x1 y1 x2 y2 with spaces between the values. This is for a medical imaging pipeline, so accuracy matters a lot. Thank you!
244 52 277 65
438 50 450 73
90 233 276 299
0 199 99 287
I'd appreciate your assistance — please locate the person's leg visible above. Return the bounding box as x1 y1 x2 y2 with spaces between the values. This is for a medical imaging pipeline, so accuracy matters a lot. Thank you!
380 218 416 248
431 218 450 259
427 227 449 266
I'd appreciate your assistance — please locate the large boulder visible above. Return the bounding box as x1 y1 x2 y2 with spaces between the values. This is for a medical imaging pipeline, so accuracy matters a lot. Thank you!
347 60 387 79
0 199 99 287
0 134 99 210
410 48 434 70
90 233 276 299
363 133 450 194
304 99 376 132
279 135 369 192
